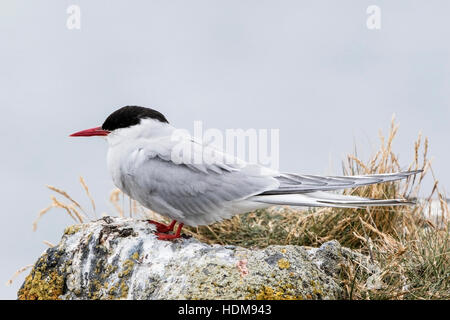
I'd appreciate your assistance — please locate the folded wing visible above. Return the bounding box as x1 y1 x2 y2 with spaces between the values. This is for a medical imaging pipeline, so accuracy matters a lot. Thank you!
261 171 421 194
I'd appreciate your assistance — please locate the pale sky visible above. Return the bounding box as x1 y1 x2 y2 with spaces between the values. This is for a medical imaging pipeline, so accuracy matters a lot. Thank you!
1 1 449 299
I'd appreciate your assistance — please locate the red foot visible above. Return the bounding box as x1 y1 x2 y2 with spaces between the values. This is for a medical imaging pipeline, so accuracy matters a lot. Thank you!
147 220 176 233
156 223 184 241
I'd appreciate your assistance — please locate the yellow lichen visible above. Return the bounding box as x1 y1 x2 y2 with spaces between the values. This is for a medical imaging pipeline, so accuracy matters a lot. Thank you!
101 264 117 281
277 258 290 269
88 280 103 300
118 259 134 278
252 285 304 300
95 259 105 274
108 283 118 296
310 280 323 295
131 252 139 260
120 281 129 299
17 261 64 300
64 225 81 235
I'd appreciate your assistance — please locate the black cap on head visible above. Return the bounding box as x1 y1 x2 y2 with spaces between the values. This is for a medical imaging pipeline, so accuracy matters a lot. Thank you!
102 106 169 131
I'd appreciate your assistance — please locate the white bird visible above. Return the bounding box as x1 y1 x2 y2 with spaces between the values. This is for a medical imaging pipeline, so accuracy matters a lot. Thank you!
70 106 421 240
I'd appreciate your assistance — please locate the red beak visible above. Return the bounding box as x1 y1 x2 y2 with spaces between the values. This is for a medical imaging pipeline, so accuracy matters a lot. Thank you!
70 126 110 137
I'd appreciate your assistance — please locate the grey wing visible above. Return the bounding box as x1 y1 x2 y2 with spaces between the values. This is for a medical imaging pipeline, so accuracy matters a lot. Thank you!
124 142 279 225
260 170 422 194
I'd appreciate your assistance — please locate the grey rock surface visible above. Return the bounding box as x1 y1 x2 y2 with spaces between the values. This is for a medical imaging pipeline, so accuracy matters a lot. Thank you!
18 216 368 300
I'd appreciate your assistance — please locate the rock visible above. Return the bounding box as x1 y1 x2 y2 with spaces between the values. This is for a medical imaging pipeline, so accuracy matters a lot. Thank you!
308 240 379 277
18 217 369 300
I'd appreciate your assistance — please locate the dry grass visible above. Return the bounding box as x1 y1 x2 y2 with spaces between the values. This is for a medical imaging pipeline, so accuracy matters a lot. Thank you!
80 176 96 215
109 188 124 218
6 264 33 286
181 117 449 299
33 178 94 231
31 118 448 299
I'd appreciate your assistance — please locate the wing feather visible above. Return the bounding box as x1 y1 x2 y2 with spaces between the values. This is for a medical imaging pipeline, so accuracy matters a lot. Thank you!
261 170 422 194
116 137 279 225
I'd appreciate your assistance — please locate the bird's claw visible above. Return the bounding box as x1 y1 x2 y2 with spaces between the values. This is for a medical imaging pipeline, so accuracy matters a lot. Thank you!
154 222 184 241
147 220 176 233
156 232 182 241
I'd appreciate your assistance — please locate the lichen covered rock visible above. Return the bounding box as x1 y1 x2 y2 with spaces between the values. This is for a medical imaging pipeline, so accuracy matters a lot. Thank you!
18 217 365 300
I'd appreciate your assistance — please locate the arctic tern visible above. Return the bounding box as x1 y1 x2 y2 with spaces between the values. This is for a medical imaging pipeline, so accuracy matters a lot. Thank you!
70 106 420 240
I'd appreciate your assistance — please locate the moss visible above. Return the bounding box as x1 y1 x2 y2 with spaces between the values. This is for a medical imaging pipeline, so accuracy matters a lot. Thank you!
17 255 65 300
277 258 290 270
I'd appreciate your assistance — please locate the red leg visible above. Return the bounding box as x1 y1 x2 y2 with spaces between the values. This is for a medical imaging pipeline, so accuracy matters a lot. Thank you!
156 223 184 240
147 219 176 233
